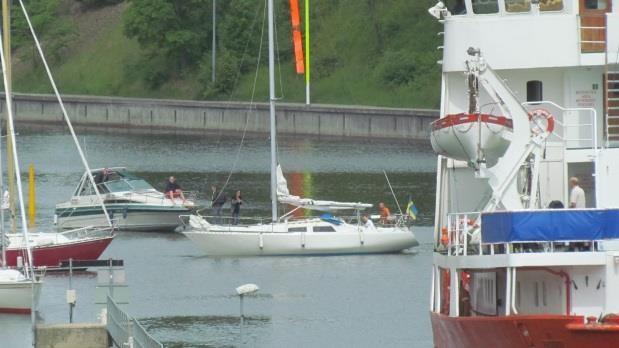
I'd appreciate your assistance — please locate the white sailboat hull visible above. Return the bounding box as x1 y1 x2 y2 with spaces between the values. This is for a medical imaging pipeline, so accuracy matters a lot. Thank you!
183 218 418 256
0 279 42 314
185 230 418 256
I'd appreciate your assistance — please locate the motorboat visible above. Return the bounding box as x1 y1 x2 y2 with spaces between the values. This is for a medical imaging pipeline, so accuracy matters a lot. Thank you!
3 226 114 269
428 0 619 345
55 168 195 232
183 0 417 256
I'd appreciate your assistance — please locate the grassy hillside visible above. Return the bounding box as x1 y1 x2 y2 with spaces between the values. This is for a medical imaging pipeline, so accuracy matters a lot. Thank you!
12 0 442 108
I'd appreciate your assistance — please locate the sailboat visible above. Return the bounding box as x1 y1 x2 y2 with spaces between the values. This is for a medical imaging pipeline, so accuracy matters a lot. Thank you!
0 4 42 312
183 0 418 256
0 0 116 271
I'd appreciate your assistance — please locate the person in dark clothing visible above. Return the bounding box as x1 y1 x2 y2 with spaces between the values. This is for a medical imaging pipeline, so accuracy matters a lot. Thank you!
211 185 227 223
231 190 243 225
165 176 186 202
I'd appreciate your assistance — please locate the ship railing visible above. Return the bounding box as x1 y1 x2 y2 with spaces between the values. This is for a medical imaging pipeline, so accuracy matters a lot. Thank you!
59 225 115 241
521 101 598 151
444 212 481 256
180 214 274 231
282 213 412 228
443 212 600 256
107 296 163 348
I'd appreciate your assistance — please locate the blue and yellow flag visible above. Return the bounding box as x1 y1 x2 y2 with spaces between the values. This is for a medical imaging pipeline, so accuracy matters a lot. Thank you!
406 200 419 220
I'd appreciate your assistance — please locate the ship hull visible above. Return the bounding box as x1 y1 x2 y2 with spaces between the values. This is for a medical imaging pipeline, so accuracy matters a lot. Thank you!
5 236 114 269
431 312 619 348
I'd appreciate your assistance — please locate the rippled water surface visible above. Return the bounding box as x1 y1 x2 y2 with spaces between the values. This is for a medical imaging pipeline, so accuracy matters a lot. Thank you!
1 131 436 347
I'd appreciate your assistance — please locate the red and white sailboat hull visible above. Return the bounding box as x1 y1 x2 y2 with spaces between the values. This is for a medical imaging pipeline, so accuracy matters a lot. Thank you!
431 312 619 348
4 235 114 269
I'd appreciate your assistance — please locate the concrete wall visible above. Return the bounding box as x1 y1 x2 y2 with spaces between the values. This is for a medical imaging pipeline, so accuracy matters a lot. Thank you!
4 93 438 140
36 323 109 348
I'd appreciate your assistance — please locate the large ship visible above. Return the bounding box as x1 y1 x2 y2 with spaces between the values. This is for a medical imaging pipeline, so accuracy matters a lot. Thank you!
428 1 619 347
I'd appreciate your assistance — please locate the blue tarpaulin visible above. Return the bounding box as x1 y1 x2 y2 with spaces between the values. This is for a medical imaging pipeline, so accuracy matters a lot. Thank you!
481 209 619 243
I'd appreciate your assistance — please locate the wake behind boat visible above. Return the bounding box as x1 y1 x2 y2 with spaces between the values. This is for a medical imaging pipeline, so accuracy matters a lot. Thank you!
55 168 195 232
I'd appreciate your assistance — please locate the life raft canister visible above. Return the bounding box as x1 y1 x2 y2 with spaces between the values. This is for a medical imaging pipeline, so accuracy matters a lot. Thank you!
440 227 449 246
528 108 555 134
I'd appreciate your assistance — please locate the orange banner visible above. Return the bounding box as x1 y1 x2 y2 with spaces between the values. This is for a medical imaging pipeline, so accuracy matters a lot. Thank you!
289 0 305 74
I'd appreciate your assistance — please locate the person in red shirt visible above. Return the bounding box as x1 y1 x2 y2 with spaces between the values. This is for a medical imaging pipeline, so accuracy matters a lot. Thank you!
378 202 392 225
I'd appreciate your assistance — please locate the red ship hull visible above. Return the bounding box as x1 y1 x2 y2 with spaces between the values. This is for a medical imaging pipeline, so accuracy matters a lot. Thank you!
4 237 114 269
431 312 619 348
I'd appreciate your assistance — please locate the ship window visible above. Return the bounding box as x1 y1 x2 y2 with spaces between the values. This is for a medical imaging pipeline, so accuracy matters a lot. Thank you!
505 0 531 12
313 225 336 232
288 227 307 232
585 0 607 10
473 0 499 13
447 0 467 15
540 0 564 11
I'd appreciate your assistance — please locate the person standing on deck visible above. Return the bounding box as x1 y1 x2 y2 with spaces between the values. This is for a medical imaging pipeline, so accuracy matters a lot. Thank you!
211 185 227 223
230 190 243 225
569 177 586 208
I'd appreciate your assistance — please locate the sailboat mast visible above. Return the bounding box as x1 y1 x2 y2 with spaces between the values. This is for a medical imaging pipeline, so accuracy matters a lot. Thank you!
2 0 15 233
0 114 4 267
268 0 277 222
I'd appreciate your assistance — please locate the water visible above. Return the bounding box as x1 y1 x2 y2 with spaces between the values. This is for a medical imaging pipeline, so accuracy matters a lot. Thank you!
1 130 437 347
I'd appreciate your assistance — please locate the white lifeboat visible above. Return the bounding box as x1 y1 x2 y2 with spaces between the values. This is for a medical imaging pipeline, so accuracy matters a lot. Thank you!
430 113 512 165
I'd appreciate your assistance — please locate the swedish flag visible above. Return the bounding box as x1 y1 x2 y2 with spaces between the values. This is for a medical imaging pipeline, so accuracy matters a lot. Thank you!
406 200 419 220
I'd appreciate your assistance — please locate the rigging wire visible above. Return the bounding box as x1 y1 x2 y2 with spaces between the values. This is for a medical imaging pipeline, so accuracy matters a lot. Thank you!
17 0 112 227
209 0 268 206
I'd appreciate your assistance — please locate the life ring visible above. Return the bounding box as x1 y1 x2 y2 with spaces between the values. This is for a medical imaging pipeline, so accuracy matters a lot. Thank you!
528 109 555 134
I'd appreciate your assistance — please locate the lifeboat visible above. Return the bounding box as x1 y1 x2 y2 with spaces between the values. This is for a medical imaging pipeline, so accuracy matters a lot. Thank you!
430 113 512 165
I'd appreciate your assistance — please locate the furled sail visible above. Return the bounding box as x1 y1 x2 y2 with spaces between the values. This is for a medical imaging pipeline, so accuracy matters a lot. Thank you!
276 165 372 211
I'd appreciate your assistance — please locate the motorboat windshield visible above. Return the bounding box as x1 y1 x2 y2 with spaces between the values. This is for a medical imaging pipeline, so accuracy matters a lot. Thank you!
73 168 156 196
102 178 154 193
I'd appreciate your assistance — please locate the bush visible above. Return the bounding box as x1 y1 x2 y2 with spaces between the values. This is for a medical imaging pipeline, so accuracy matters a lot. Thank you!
199 49 240 98
377 50 417 87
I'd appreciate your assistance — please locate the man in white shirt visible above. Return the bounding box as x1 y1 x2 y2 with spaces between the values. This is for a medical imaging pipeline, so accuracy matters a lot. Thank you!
569 177 586 208
361 215 376 231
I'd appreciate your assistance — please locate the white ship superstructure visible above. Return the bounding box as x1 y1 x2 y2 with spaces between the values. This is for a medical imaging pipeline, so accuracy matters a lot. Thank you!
428 1 619 347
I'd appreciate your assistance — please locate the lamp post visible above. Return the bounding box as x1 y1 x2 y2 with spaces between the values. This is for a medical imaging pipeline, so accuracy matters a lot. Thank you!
236 283 259 346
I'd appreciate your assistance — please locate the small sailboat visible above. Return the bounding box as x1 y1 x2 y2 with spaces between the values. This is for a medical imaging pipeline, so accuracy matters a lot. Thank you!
0 1 116 270
55 167 195 232
0 15 42 313
183 0 418 256
0 269 41 314
4 227 114 269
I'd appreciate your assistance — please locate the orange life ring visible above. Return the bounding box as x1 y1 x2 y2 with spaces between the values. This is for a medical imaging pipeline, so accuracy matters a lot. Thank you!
528 108 555 134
